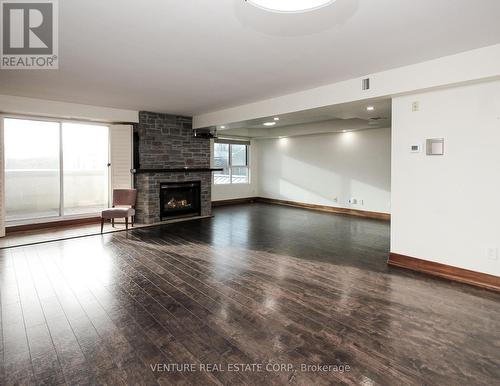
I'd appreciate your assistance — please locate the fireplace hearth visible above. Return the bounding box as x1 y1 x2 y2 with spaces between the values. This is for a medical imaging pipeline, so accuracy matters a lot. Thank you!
160 181 201 220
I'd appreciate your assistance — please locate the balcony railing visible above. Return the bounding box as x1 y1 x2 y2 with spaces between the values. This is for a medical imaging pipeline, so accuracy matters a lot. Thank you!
5 169 108 221
213 173 248 184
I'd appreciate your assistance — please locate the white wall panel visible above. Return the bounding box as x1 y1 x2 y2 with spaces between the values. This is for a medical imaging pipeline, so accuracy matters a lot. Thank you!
391 80 500 276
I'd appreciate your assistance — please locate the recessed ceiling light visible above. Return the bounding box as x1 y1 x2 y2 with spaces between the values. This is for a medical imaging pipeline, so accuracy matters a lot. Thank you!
263 122 276 126
220 125 226 129
274 117 280 121
246 0 336 13
342 130 348 133
366 106 375 111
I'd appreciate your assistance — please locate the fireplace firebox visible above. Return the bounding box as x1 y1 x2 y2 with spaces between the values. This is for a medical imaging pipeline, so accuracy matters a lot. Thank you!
160 181 201 220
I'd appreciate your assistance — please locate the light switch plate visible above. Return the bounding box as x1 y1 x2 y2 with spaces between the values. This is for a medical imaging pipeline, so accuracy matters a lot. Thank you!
486 247 498 261
426 138 444 155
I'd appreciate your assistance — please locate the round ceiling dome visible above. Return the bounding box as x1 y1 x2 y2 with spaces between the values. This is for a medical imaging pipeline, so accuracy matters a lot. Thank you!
246 0 337 13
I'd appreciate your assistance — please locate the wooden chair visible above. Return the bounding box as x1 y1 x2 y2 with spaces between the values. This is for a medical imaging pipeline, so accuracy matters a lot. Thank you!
101 189 137 233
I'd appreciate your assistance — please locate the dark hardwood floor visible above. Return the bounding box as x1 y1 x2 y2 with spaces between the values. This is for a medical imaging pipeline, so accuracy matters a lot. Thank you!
1 203 499 385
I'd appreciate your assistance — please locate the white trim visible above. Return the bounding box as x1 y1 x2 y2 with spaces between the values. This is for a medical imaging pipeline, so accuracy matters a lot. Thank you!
0 94 138 123
59 121 64 217
215 138 251 145
1 112 116 126
5 212 101 227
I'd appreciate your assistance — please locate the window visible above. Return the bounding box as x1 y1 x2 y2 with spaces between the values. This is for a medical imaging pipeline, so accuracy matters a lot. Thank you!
214 142 249 184
3 117 109 223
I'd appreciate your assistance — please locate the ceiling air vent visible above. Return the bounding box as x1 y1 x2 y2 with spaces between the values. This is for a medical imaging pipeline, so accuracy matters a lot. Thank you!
362 78 370 90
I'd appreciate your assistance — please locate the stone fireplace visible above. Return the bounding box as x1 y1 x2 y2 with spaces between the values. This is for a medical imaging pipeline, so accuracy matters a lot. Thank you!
134 111 214 224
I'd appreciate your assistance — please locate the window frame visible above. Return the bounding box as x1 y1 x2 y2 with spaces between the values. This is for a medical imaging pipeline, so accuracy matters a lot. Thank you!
213 141 250 185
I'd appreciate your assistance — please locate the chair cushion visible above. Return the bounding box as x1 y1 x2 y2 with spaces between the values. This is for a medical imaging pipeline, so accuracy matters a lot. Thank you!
101 208 135 219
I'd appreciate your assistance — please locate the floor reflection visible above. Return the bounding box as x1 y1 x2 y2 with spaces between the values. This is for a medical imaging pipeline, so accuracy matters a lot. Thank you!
0 203 499 385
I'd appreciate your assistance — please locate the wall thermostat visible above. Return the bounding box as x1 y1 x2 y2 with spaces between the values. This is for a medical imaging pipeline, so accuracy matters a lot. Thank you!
426 138 445 155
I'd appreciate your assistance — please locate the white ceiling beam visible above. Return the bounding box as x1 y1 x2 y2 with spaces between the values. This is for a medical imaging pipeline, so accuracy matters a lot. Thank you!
193 44 500 128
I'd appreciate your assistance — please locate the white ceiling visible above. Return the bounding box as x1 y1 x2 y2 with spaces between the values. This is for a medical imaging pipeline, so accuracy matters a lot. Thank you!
218 98 391 138
1 0 500 116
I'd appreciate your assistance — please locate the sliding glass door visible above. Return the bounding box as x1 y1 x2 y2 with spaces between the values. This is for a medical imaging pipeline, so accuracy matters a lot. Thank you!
63 123 109 215
3 117 109 223
4 119 60 221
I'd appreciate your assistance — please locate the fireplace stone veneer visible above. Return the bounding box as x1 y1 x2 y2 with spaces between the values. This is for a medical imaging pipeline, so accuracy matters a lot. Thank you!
135 172 211 224
134 111 212 224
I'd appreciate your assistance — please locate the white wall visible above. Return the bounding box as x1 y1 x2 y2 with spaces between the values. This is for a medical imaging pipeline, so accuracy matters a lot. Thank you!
257 128 391 214
391 80 500 276
211 139 259 201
